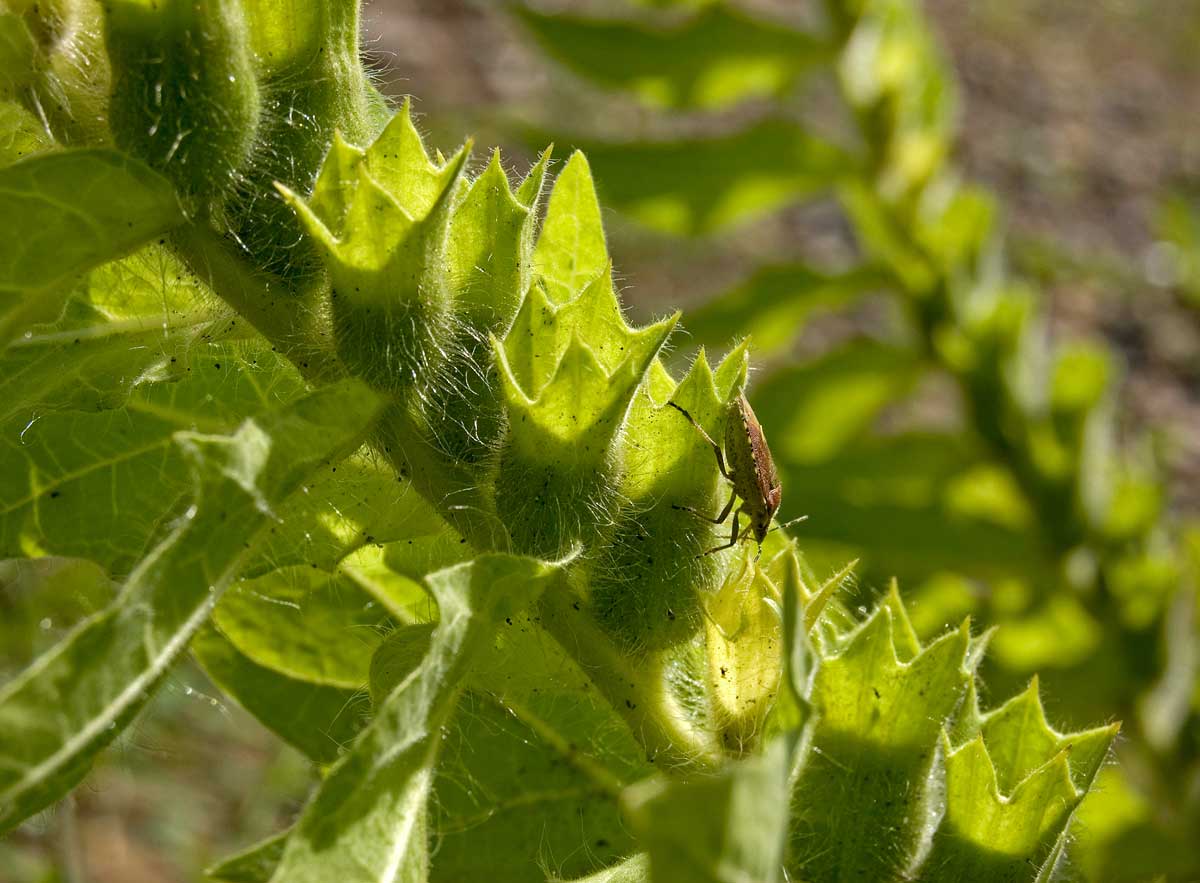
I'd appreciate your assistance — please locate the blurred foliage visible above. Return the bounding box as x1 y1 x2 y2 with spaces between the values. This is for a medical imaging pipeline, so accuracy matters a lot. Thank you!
524 119 853 236
508 0 1200 879
0 0 1196 879
1157 190 1200 309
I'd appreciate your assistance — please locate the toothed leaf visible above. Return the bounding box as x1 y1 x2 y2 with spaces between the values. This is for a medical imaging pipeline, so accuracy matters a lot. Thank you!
534 151 609 304
924 735 1079 881
788 590 972 880
588 345 747 651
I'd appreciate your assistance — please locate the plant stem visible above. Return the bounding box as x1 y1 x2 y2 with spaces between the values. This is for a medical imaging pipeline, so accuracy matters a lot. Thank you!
170 222 344 384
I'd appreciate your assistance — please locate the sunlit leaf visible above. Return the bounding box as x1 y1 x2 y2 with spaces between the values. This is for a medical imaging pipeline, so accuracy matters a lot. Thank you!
788 587 972 879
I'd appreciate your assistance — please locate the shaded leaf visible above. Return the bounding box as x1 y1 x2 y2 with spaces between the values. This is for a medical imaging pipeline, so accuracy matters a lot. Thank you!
529 120 851 236
624 736 793 883
207 830 289 883
265 555 564 882
684 263 882 355
192 624 367 765
0 149 184 343
0 379 382 832
516 4 826 110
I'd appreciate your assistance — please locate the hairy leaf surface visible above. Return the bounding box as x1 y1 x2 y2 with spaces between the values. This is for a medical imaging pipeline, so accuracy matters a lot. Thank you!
0 380 381 831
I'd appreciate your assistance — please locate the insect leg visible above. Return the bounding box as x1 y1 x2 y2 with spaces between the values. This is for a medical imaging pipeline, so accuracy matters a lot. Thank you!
672 489 737 524
666 401 732 480
702 506 743 556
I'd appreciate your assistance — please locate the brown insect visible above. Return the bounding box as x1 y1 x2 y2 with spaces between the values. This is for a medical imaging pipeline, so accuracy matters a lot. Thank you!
668 392 804 557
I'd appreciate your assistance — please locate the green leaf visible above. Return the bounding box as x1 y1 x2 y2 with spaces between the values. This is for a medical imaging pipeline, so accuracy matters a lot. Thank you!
279 102 470 393
493 267 676 557
531 120 851 236
0 149 184 343
212 567 395 689
246 451 454 579
588 345 746 651
428 607 651 882
684 263 882 355
770 431 1046 588
703 552 792 751
515 4 827 110
555 855 651 882
533 150 610 304
753 341 919 464
0 242 229 424
923 678 1120 880
503 268 675 400
950 678 1117 795
448 147 548 330
788 586 972 880
925 734 1077 882
226 578 649 882
0 341 308 573
0 557 116 680
833 0 957 205
0 13 37 97
264 554 564 882
418 134 544 465
624 736 794 883
620 561 814 883
191 624 367 765
0 100 53 166
764 546 820 735
208 830 289 883
0 379 382 832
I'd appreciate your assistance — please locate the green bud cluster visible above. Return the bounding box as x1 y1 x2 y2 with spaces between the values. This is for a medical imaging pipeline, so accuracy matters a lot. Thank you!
789 584 1119 881
103 0 384 273
281 104 468 397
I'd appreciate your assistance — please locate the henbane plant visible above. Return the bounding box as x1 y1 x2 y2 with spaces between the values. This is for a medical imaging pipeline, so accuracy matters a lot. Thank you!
0 1 1118 880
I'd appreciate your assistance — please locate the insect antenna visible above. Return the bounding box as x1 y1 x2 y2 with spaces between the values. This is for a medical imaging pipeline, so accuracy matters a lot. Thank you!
767 514 809 534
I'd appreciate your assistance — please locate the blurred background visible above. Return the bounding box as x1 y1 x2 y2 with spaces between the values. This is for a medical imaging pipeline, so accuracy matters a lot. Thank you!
4 0 1200 879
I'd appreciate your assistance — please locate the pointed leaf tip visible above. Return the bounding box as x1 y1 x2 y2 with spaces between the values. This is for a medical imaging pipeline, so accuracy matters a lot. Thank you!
535 148 608 304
